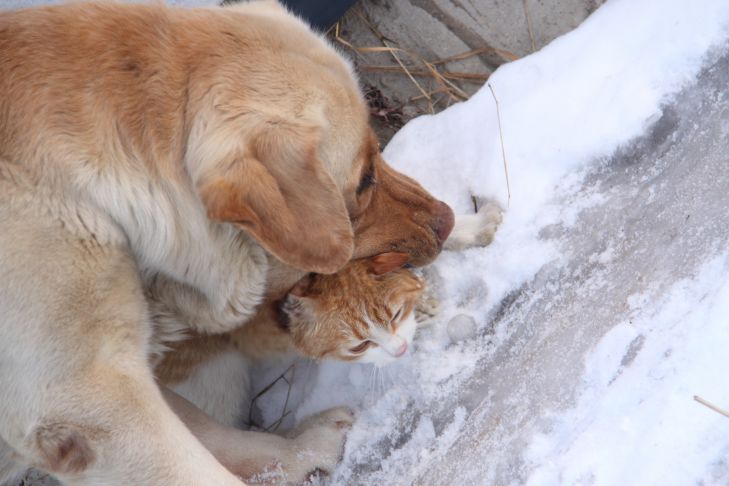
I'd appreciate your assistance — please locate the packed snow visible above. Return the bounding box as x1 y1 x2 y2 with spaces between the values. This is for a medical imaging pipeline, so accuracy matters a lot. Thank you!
6 0 729 485
299 0 729 484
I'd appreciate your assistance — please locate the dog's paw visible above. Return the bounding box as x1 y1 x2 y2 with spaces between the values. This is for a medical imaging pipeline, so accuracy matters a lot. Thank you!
445 201 503 252
297 407 354 433
286 407 354 481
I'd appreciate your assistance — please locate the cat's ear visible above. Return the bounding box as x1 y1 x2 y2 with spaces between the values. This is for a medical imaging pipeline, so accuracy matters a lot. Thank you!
368 252 410 275
278 287 311 330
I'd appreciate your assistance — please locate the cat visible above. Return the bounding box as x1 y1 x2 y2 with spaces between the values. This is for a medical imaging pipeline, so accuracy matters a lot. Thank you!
231 200 503 366
232 252 424 367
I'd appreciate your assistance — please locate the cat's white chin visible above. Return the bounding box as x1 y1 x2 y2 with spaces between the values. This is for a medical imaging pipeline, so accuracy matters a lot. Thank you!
358 315 418 367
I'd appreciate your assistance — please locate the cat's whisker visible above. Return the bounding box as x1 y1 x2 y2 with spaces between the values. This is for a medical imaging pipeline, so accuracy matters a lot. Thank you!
373 366 379 397
376 366 386 397
370 365 379 400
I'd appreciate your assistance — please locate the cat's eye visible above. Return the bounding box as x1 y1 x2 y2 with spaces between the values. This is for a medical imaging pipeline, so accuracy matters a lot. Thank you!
391 307 403 323
349 340 373 354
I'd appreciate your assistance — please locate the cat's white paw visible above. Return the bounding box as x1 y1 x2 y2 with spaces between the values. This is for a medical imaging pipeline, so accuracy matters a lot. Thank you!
475 202 503 246
415 294 441 322
445 201 503 252
285 407 353 482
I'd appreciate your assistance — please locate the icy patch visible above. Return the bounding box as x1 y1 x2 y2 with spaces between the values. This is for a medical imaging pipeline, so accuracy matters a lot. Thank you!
524 255 729 485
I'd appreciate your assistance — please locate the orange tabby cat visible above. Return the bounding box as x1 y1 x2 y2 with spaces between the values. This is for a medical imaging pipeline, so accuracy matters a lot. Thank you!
231 252 424 366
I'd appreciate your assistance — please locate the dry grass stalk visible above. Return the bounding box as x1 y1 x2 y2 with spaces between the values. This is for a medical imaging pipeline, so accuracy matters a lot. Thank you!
353 9 435 113
360 65 490 83
522 0 537 52
487 83 511 207
423 60 469 100
331 9 518 121
248 363 296 432
432 47 519 65
333 23 362 59
410 87 453 102
694 395 729 419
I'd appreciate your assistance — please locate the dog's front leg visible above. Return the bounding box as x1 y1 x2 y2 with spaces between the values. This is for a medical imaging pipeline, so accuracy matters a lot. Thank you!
146 269 264 336
143 222 270 335
0 198 244 485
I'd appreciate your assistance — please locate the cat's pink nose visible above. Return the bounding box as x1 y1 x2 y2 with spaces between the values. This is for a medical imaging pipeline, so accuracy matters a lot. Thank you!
394 341 408 358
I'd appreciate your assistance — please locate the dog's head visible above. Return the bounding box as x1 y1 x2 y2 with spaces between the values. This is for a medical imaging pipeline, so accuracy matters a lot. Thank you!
344 131 454 267
186 2 453 275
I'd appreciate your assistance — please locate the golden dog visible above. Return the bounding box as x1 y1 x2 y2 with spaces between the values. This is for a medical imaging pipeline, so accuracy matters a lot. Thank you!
0 1 453 484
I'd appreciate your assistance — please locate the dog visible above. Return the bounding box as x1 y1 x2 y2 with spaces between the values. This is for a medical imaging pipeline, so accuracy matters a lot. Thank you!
0 1 453 484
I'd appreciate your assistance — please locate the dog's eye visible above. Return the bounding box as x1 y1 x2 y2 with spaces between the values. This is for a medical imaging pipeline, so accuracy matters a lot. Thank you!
349 340 373 354
357 164 376 195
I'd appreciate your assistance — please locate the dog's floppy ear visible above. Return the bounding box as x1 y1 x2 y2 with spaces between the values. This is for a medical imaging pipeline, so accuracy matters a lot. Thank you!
200 123 353 274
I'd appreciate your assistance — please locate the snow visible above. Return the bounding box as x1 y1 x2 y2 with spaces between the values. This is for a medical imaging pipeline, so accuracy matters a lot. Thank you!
525 255 729 485
6 0 729 484
273 0 729 484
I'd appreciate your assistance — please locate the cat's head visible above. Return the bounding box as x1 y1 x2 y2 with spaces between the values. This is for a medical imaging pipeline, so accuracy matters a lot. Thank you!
277 252 424 366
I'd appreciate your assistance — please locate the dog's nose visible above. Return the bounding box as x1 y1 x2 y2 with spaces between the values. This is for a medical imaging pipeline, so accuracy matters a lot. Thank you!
433 201 455 244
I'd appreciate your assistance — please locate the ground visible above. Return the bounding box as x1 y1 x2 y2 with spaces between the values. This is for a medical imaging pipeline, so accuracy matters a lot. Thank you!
5 1 729 485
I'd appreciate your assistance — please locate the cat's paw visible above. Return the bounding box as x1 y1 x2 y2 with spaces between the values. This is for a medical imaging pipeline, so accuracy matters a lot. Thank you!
415 294 441 322
285 407 354 482
474 201 503 246
445 201 503 252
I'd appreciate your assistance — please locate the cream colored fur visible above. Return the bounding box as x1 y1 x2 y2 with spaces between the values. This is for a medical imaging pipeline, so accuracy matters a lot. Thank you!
0 162 245 485
0 1 456 483
0 1 369 484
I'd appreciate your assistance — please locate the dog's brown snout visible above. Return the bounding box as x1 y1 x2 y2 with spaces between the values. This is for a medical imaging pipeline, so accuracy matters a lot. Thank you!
433 201 454 244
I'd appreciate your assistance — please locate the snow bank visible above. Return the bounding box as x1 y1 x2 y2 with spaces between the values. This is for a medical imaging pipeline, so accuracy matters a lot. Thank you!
293 0 729 484
525 255 729 485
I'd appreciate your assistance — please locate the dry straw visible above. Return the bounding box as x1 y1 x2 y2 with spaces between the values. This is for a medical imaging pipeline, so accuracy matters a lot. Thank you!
694 395 729 419
330 7 514 113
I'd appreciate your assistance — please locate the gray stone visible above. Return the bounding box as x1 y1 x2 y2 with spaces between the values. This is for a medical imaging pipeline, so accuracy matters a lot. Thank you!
334 0 605 141
447 313 477 343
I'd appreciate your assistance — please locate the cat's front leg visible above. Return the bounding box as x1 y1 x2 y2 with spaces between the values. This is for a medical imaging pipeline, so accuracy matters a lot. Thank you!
444 200 503 252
